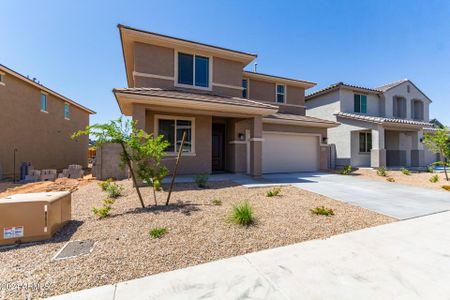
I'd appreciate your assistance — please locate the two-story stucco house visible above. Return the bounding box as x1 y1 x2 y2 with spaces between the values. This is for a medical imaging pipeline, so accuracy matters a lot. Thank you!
0 64 95 179
113 25 338 176
305 80 438 168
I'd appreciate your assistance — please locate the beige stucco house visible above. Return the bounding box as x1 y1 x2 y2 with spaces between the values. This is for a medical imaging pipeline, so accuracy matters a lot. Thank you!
0 64 95 179
113 24 338 176
305 80 438 168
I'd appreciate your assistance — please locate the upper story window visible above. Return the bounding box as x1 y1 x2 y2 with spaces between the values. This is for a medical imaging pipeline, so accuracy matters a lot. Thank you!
393 96 406 118
411 99 424 121
157 116 194 153
177 52 209 88
276 84 285 103
242 79 248 98
354 94 367 113
40 93 47 112
64 103 70 119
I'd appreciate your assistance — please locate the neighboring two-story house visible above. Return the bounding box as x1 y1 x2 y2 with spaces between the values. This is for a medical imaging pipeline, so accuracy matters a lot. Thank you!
305 80 437 168
0 64 95 179
113 24 338 176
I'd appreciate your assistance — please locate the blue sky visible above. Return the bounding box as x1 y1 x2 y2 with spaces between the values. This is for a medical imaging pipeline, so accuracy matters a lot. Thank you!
2 0 449 125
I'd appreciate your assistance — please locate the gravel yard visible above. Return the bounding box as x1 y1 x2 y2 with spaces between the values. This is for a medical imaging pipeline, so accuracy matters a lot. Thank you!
351 168 450 190
0 179 394 299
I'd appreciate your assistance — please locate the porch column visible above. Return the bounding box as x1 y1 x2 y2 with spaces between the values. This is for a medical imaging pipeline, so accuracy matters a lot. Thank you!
250 116 263 177
411 130 425 167
371 125 386 168
132 104 146 131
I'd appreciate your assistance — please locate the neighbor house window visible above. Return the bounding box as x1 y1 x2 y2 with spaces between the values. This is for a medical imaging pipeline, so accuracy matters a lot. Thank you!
393 96 406 118
354 94 367 113
359 132 372 153
412 100 424 121
157 116 194 153
40 93 47 112
64 103 70 119
276 84 285 103
242 79 248 98
177 52 209 88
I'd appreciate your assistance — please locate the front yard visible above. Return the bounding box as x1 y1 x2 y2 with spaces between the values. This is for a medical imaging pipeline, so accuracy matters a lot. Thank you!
0 179 394 299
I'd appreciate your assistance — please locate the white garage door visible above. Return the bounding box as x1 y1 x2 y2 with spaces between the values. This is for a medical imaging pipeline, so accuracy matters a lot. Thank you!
262 132 319 173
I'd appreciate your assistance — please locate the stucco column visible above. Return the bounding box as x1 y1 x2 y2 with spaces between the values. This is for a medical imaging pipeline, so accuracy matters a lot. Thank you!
411 130 425 167
132 104 146 131
371 125 386 167
250 116 263 177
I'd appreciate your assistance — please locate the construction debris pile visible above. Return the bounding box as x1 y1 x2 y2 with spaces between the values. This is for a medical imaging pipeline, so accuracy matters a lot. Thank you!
21 163 84 182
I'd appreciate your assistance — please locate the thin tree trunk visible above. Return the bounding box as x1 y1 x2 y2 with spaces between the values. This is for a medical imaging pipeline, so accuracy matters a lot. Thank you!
152 185 158 205
120 142 145 208
444 164 449 181
166 131 186 206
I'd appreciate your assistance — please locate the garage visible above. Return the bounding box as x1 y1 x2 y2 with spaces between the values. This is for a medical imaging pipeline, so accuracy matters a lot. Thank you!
262 132 319 173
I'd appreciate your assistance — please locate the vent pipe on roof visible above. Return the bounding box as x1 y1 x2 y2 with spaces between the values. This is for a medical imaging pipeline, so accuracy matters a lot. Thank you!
253 63 257 73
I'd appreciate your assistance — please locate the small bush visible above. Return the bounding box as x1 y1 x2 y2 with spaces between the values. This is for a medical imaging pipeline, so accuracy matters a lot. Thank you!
229 202 254 226
211 199 222 206
377 167 388 177
194 174 209 188
426 165 434 173
340 165 352 175
430 174 440 183
266 187 281 197
92 205 112 218
442 185 450 192
311 206 335 216
99 178 113 191
386 177 395 182
149 227 168 238
400 167 411 175
105 182 123 198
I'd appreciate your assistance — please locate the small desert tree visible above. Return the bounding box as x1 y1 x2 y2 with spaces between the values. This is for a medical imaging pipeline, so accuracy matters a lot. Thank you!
423 127 450 181
128 130 170 205
72 117 145 207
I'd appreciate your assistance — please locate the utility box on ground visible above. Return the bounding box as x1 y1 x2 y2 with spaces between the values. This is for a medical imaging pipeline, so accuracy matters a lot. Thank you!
0 192 71 246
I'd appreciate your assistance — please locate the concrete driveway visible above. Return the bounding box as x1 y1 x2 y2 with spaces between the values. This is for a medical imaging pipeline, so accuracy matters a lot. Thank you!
260 172 450 220
47 211 450 300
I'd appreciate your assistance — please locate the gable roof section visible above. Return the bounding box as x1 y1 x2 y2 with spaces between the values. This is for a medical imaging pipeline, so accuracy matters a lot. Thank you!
305 82 380 100
335 112 433 127
375 79 432 102
118 24 257 87
243 71 316 89
0 64 95 114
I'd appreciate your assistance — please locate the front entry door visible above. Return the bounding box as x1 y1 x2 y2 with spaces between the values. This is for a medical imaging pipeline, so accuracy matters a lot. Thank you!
212 123 225 171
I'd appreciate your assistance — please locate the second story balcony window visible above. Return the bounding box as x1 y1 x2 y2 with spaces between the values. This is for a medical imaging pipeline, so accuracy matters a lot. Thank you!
354 94 367 114
177 52 209 89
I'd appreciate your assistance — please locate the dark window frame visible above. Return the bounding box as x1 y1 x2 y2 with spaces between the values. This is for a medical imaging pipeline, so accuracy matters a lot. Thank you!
177 52 210 89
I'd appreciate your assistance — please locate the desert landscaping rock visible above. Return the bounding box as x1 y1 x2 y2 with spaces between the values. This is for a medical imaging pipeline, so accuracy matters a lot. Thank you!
0 180 394 299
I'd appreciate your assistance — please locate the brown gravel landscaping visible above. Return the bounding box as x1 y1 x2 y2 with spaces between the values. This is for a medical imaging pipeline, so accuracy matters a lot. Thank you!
0 180 395 299
350 168 450 190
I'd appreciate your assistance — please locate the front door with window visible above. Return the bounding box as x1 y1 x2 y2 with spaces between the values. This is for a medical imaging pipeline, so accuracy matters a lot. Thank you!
212 124 225 171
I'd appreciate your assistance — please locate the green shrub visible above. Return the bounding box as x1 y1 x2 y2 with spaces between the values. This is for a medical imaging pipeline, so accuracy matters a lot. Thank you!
105 182 123 198
400 167 411 175
430 174 440 183
99 178 113 191
386 177 396 182
229 202 254 226
442 185 450 191
340 165 352 175
211 199 222 206
266 187 281 197
426 165 434 173
149 227 167 238
194 174 209 188
311 206 335 216
92 206 112 218
377 167 388 177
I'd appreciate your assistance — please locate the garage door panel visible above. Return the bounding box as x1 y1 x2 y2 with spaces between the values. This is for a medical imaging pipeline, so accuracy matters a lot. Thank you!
262 132 319 173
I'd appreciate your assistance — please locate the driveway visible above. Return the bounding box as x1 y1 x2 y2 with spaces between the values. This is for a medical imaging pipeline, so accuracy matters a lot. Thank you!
47 211 450 300
260 172 450 219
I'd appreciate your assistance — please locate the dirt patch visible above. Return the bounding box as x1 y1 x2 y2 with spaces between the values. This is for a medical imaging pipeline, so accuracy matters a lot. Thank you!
0 176 95 198
350 168 450 190
0 180 394 299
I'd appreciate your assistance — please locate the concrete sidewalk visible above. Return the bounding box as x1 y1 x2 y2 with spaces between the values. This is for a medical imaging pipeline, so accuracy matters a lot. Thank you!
47 211 450 300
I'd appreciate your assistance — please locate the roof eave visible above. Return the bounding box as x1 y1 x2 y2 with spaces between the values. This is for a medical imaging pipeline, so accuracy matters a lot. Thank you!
263 117 340 128
243 71 316 89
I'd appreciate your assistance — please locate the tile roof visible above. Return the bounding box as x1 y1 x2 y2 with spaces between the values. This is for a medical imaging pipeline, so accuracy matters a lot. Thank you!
335 112 434 127
265 113 339 126
375 79 408 92
113 87 278 110
305 82 381 99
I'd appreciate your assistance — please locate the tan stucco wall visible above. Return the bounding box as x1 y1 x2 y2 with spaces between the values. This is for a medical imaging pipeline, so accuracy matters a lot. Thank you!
213 57 243 87
286 86 305 106
134 42 174 77
248 79 275 102
0 73 89 178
